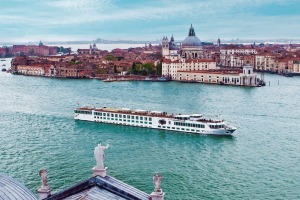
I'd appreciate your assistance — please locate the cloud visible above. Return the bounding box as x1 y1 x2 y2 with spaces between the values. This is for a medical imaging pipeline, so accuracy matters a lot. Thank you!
0 0 299 41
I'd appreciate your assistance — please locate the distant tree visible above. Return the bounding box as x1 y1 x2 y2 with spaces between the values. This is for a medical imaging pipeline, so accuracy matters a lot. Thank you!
129 62 143 75
142 63 156 75
70 59 76 65
156 63 162 75
105 54 117 61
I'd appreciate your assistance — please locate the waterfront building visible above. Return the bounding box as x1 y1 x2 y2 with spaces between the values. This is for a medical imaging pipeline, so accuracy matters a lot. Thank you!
162 58 216 80
255 54 276 71
10 42 58 56
220 45 257 67
177 64 260 86
289 60 300 75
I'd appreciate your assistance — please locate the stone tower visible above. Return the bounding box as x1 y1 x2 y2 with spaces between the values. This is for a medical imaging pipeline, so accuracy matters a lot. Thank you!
162 36 169 57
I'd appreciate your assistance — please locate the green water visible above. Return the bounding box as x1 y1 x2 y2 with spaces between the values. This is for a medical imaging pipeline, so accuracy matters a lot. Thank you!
0 63 300 199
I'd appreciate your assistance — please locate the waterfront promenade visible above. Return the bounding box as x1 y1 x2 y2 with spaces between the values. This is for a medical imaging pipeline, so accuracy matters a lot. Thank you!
0 63 299 199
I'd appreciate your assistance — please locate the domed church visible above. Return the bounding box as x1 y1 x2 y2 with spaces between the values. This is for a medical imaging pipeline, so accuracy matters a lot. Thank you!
162 24 203 59
181 24 203 59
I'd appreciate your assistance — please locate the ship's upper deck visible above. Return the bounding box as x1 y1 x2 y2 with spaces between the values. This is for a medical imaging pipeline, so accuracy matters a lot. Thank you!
76 107 224 124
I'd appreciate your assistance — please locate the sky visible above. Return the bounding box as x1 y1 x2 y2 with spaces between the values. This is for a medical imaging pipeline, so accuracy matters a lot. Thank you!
0 0 300 42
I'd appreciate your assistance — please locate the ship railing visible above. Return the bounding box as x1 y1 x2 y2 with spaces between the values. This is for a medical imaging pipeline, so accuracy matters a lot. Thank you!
197 119 224 123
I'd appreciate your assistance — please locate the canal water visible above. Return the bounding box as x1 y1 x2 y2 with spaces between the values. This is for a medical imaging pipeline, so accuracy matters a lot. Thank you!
0 59 299 199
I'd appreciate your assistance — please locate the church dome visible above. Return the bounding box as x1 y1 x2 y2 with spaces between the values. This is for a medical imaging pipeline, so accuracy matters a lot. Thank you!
0 173 37 200
182 24 201 47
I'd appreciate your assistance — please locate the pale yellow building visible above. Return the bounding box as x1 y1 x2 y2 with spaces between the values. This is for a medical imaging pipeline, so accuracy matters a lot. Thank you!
162 58 216 80
177 65 261 86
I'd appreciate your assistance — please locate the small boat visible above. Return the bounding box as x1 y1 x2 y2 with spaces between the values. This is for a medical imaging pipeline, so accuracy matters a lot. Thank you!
144 77 153 81
284 73 293 77
1 68 6 72
0 59 6 61
103 78 116 82
157 77 170 82
2 64 6 66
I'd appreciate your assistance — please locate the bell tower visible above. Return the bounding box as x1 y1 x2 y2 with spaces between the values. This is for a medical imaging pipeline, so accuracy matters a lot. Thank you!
162 36 169 57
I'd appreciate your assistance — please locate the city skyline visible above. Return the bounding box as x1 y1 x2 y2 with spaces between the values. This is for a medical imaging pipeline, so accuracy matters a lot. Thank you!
1 0 300 42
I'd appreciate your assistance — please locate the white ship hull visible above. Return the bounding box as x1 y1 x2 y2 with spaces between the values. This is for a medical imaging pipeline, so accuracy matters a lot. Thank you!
74 107 236 136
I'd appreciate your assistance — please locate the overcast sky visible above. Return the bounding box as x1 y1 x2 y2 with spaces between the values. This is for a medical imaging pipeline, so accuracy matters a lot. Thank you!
1 0 299 42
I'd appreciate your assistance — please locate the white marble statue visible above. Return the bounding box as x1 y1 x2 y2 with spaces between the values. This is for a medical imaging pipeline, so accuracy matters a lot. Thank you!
94 143 109 169
39 169 49 190
153 173 163 192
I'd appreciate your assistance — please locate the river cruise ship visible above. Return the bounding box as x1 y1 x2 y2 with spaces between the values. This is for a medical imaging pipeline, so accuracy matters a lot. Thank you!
74 107 237 135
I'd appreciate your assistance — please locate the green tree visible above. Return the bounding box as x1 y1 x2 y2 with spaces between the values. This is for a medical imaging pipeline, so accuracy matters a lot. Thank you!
156 63 162 75
105 55 117 61
142 63 156 75
129 62 142 75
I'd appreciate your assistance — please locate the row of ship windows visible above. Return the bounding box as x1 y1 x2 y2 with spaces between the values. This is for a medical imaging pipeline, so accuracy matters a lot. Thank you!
209 125 225 129
158 125 204 132
94 116 153 124
94 112 152 121
75 110 92 114
174 122 205 128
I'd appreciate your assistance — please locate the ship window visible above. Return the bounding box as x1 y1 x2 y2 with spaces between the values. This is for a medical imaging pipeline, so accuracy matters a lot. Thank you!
186 129 190 131
158 125 161 128
111 118 114 120
193 124 196 127
100 113 102 116
181 128 185 130
127 120 130 122
136 116 138 119
103 113 106 116
176 128 180 130
162 126 166 128
140 117 143 120
132 120 134 122
149 118 152 121
149 122 152 124
172 127 175 129
144 117 147 120
191 129 195 131
123 119 126 122
127 115 130 119
123 115 126 118
107 113 110 117
111 114 114 117
145 122 148 124
94 116 96 118
167 127 170 129
104 117 106 119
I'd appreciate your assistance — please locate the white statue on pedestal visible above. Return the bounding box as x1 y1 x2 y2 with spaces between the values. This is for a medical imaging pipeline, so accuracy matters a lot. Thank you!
39 169 49 190
153 173 163 193
94 143 109 169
